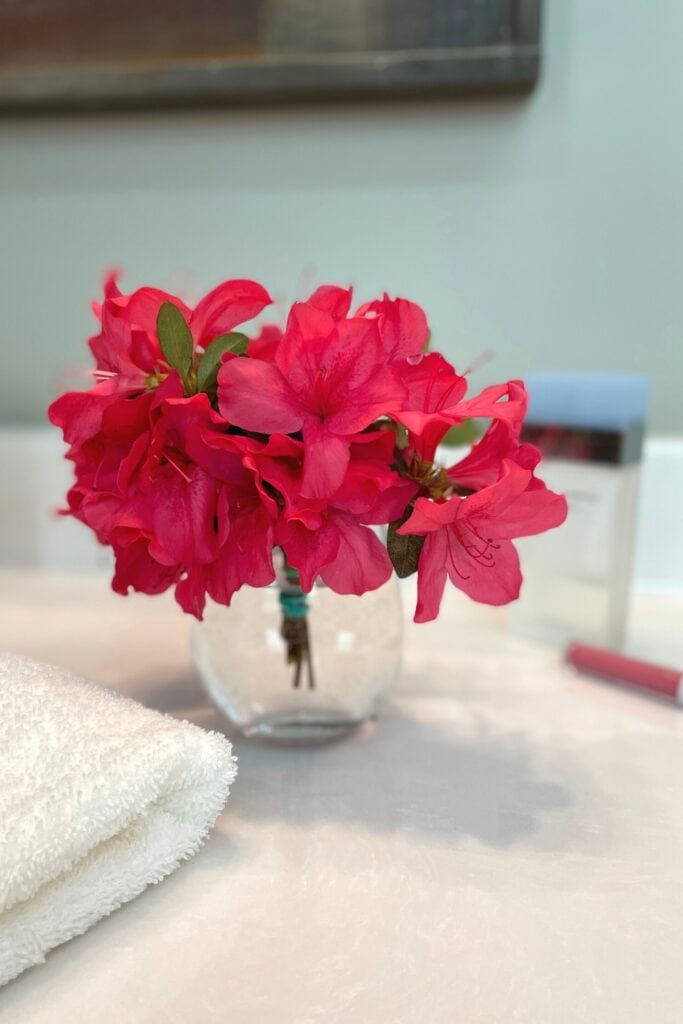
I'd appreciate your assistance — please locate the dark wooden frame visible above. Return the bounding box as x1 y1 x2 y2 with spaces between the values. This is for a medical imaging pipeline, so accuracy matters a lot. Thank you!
0 1 541 112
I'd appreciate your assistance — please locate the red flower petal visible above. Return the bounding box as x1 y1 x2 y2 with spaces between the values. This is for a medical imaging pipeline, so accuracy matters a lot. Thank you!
300 420 351 499
112 536 180 598
218 357 306 434
276 517 340 593
319 513 392 595
412 531 450 623
448 418 540 492
357 294 429 360
125 288 192 336
248 324 282 362
190 279 272 345
453 380 527 427
307 284 353 320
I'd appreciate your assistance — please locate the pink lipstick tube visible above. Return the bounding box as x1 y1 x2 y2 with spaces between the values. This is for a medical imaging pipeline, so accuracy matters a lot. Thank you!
566 642 683 705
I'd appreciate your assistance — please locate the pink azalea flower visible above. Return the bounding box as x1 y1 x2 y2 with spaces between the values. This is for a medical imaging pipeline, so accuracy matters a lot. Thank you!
110 395 277 618
329 430 417 523
394 354 528 461
393 353 468 460
90 270 270 390
48 272 569 626
245 285 352 363
165 400 279 612
245 431 415 594
50 373 191 604
50 374 184 528
218 300 406 499
50 272 272 448
398 459 568 622
356 293 429 361
50 373 277 618
448 411 542 492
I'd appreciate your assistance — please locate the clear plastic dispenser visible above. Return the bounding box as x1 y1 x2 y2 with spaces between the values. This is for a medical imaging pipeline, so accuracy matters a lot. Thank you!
510 374 648 648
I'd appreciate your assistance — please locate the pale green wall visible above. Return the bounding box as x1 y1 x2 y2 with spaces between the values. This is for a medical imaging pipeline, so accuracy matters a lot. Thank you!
2 0 682 431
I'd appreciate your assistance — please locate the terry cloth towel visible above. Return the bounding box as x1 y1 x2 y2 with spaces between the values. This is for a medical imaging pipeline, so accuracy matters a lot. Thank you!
0 653 236 986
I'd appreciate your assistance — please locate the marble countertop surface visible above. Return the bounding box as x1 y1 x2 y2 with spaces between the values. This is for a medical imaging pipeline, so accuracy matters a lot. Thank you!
1 567 682 1023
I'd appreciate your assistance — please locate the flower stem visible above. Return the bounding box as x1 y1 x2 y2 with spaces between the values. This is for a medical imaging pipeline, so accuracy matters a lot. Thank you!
278 563 316 690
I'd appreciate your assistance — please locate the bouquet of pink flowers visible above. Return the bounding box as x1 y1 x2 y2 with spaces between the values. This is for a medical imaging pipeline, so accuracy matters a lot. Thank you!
49 274 567 631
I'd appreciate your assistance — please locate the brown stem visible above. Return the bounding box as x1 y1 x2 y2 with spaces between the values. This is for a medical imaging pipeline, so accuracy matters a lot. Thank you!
278 561 316 690
304 616 316 691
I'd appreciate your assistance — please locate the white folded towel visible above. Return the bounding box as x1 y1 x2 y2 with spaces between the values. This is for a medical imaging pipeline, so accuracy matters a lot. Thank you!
0 653 236 986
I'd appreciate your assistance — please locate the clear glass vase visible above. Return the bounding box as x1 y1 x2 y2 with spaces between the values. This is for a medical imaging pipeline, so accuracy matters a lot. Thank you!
191 561 403 745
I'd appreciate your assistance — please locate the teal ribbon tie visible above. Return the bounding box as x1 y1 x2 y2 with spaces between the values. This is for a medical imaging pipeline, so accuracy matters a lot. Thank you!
279 591 310 619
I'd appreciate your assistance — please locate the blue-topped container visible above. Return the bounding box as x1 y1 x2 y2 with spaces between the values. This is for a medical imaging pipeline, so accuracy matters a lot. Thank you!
512 373 648 648
522 374 648 465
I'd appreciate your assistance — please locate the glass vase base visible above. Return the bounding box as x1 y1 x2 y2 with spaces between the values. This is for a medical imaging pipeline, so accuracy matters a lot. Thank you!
191 570 403 749
239 710 368 746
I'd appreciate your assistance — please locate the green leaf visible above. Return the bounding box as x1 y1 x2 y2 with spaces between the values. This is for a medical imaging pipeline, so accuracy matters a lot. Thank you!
387 507 425 579
197 332 249 392
440 420 478 447
157 302 193 380
422 330 431 353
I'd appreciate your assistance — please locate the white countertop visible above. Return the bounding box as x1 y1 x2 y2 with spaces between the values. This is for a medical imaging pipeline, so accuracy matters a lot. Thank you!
1 567 682 1024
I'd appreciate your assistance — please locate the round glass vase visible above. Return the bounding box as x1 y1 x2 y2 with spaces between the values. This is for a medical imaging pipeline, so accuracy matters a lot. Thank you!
191 568 403 745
